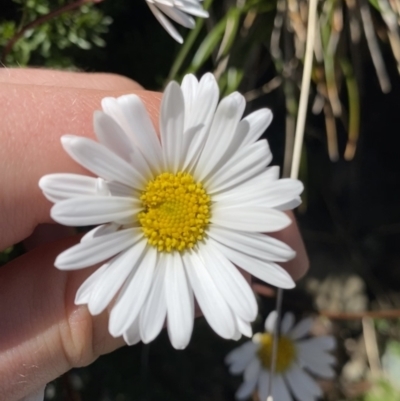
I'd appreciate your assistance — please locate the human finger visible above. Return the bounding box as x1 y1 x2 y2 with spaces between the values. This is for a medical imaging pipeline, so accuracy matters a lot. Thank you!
0 236 125 401
0 68 143 90
0 83 161 249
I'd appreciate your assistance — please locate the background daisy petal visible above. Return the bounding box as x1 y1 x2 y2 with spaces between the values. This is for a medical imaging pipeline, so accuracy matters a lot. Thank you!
146 2 183 43
289 317 313 340
281 312 295 334
265 311 278 332
236 378 258 400
272 375 292 401
155 3 195 28
285 363 322 401
225 341 258 373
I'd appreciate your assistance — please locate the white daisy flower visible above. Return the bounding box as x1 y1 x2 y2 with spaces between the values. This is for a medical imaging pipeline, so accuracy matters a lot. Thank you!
146 0 209 43
226 312 336 401
39 73 303 350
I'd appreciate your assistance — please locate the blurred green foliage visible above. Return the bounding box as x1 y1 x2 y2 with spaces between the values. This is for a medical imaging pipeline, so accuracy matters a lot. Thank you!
0 0 111 67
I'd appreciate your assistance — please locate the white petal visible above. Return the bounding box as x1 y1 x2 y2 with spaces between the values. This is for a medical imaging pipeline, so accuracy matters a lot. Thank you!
165 252 194 349
114 95 163 173
61 135 146 189
55 228 139 270
241 108 273 147
211 207 291 233
276 197 302 211
194 92 246 181
302 336 336 351
289 317 313 340
265 311 278 332
39 173 99 203
297 341 336 364
185 72 219 130
237 316 253 337
281 312 295 334
199 242 257 321
296 343 336 378
236 377 258 400
107 181 136 198
208 226 295 263
140 256 168 343
80 223 119 243
225 341 258 373
75 262 110 305
51 196 140 226
156 3 195 28
181 74 199 120
214 179 303 210
123 315 141 346
207 140 272 194
93 111 133 162
160 81 185 172
183 73 220 170
176 0 209 18
212 167 280 203
19 386 46 401
109 246 157 336
271 375 292 401
285 363 322 401
244 358 262 383
147 2 183 43
257 370 271 401
88 240 146 315
209 238 295 289
183 250 236 339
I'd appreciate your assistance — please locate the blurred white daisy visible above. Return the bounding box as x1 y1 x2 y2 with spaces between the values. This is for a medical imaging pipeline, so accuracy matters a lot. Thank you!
146 0 209 43
39 73 303 349
19 386 45 401
226 312 336 401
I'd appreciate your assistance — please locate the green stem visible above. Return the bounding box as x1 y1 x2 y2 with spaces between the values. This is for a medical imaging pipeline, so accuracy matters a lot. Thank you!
166 0 214 83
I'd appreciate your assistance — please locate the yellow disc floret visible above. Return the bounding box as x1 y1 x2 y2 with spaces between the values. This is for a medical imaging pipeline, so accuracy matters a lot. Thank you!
255 333 297 373
138 172 211 252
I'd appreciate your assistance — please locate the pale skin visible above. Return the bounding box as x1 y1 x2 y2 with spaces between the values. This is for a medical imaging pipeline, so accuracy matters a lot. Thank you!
0 68 309 401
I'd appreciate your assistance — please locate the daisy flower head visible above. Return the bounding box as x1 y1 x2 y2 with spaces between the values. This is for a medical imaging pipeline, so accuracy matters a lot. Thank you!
39 73 303 350
226 311 336 401
146 0 209 43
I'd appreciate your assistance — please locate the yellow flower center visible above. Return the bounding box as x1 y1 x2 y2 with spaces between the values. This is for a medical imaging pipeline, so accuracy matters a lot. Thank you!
256 333 297 373
138 172 211 252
